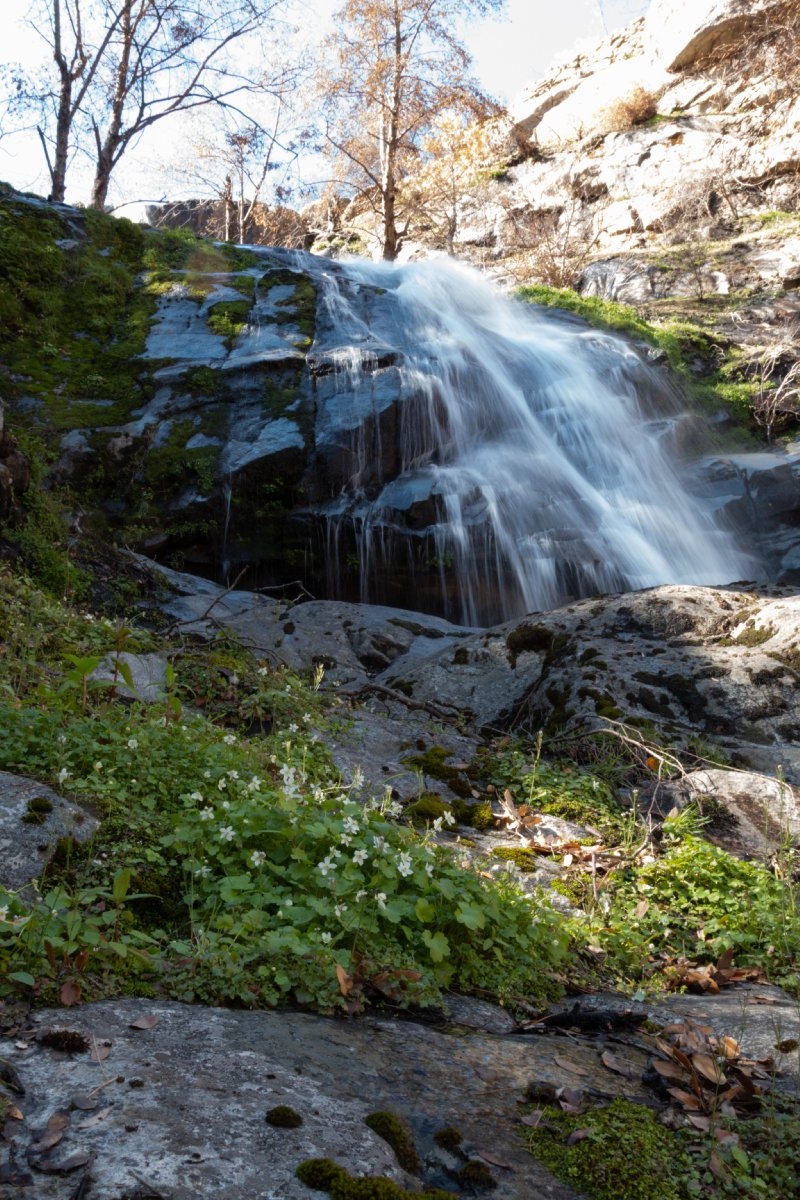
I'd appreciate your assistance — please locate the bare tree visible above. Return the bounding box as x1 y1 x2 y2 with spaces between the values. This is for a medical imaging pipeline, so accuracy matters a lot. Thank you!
9 0 289 208
317 0 503 261
753 341 800 443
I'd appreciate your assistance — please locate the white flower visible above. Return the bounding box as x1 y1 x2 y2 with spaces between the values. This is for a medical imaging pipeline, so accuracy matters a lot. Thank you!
334 903 348 918
425 863 434 878
343 816 360 835
93 761 103 772
0 905 9 921
355 889 367 902
223 734 237 745
249 850 266 868
443 810 456 826
57 734 67 744
303 712 313 724
248 776 262 792
372 835 387 853
397 853 413 877
227 769 239 780
127 737 139 751
217 777 227 791
353 848 368 866
199 807 214 821
218 825 235 842
257 666 269 677
287 723 299 734
320 931 332 944
190 791 204 803
284 897 293 907
317 856 336 877
194 865 211 878
432 816 444 832
221 800 230 810
57 768 70 785
375 892 387 909
339 834 352 847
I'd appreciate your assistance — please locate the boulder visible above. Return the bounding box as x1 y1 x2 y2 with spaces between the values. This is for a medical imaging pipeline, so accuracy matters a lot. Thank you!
644 0 785 72
0 771 99 894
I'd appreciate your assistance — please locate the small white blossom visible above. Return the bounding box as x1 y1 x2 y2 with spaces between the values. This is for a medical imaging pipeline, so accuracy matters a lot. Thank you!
397 853 413 877
443 811 456 826
375 892 387 910
249 850 266 868
350 767 364 791
320 931 332 944
303 712 313 724
194 865 211 878
127 737 139 751
57 768 70 785
334 903 348 918
248 776 262 792
339 833 352 847
221 800 230 810
353 848 368 866
199 807 215 821
227 769 239 780
0 906 9 921
218 825 235 842
425 862 434 878
317 856 336 877
217 777 227 791
190 791 204 803
355 889 367 901
93 761 103 772
203 770 211 779
223 734 237 745
343 816 360 835
57 734 67 744
287 723 299 734
257 666 269 676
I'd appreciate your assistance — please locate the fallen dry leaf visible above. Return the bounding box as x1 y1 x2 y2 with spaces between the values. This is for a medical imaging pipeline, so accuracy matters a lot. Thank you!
34 1151 92 1174
520 1110 545 1128
653 1060 688 1083
692 1053 727 1087
566 1128 590 1146
335 964 352 997
75 1107 112 1131
90 1041 112 1062
600 1051 637 1079
129 1014 159 1030
59 979 82 1008
666 1087 705 1111
688 1114 712 1133
477 1151 512 1169
28 1109 70 1153
7 1106 24 1121
553 1054 591 1077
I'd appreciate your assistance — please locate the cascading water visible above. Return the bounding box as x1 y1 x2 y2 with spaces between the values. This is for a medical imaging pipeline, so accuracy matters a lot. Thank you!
301 253 751 626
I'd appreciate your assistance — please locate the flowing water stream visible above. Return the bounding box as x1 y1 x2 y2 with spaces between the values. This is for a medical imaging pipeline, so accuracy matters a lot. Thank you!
300 253 750 625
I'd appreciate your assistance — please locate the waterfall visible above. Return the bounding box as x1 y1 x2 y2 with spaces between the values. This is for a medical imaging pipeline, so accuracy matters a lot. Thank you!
300 253 751 625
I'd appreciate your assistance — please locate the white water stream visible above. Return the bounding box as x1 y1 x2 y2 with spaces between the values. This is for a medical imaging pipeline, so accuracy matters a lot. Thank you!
307 254 751 624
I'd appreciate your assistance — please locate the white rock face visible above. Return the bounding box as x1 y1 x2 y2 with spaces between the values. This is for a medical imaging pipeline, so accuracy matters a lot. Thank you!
644 0 784 71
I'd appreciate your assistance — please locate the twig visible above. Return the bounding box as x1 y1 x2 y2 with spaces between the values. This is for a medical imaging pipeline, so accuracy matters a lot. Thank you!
345 680 465 725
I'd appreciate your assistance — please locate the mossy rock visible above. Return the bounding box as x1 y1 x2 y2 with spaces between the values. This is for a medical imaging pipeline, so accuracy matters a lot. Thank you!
364 1111 420 1174
295 1157 452 1199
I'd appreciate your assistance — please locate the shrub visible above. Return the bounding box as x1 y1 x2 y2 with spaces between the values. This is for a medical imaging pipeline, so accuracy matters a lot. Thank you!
600 85 659 133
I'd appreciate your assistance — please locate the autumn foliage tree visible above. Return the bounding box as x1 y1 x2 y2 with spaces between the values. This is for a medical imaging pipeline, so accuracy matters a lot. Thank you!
318 0 504 260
